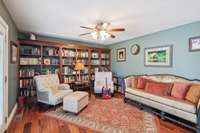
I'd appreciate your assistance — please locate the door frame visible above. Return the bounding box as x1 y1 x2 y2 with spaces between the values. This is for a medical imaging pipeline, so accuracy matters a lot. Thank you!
0 16 9 132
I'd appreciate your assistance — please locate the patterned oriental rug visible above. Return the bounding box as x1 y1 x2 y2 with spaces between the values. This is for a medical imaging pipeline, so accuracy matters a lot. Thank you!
46 98 159 133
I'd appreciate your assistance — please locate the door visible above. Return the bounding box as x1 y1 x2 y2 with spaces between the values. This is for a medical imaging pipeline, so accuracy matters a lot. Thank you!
0 16 8 133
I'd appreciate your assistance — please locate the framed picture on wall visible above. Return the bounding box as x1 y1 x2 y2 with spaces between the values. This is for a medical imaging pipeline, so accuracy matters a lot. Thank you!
117 48 126 62
10 41 18 64
189 36 200 52
144 45 173 67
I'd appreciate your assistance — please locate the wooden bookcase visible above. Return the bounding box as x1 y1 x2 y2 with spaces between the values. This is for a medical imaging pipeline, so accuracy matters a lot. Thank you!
18 40 111 99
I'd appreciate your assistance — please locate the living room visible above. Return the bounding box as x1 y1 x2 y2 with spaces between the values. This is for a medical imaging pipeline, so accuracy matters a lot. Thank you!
0 0 200 133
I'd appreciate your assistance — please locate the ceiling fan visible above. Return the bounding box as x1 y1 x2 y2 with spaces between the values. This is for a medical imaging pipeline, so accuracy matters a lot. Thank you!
80 22 125 40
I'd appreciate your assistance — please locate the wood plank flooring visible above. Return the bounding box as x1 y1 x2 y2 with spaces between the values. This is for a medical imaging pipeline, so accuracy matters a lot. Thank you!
6 94 193 133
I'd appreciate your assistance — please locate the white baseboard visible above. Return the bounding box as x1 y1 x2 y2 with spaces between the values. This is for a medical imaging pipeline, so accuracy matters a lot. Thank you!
6 103 17 129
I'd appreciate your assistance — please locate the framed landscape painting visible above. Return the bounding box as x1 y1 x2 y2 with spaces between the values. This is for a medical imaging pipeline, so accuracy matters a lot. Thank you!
144 45 172 67
117 48 126 62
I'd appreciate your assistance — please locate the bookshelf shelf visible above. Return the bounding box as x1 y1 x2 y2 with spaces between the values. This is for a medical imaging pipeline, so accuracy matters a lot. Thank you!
18 39 110 100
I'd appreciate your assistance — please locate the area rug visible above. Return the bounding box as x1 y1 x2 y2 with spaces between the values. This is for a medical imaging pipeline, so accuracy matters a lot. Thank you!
46 98 158 133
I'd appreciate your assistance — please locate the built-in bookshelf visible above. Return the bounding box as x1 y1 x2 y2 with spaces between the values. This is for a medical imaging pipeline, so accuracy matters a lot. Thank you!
18 40 111 99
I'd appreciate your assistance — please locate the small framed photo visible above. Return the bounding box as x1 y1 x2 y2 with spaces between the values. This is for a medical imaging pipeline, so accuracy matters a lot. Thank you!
189 36 200 52
117 48 126 62
144 45 173 67
10 41 18 64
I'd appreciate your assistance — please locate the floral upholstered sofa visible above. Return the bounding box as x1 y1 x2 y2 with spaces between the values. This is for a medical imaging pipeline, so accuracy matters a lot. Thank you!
124 74 200 131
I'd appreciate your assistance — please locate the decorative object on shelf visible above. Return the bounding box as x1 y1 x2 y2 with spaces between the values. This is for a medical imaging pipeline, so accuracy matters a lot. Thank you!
80 22 125 40
130 44 140 55
117 48 126 62
189 36 200 52
10 41 18 64
43 58 51 65
75 60 85 81
144 45 173 67
30 33 36 40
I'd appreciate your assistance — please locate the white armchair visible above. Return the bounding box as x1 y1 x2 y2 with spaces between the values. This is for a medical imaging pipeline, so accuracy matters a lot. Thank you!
34 74 73 106
94 72 114 94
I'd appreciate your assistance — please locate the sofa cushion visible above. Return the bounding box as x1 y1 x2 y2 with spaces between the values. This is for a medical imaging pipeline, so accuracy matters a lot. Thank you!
171 82 190 99
131 77 138 88
137 77 146 89
185 84 200 104
145 81 172 96
126 87 196 114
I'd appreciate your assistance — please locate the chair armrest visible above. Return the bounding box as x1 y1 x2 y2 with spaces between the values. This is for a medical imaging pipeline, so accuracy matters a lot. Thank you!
37 87 50 92
58 84 70 90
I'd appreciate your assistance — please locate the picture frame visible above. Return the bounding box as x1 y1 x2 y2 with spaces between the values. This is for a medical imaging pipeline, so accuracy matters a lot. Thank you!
117 48 126 62
10 41 18 64
189 36 200 52
144 45 173 67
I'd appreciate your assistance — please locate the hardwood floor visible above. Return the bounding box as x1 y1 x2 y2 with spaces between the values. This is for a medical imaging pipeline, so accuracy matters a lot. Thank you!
7 94 193 133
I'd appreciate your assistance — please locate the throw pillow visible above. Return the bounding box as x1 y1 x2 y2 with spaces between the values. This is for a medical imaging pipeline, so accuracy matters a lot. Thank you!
185 84 200 104
137 77 146 89
131 77 138 88
145 81 173 96
171 82 190 99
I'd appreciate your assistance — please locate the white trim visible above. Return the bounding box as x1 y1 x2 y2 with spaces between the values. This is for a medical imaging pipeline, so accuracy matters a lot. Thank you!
6 103 18 130
0 16 9 132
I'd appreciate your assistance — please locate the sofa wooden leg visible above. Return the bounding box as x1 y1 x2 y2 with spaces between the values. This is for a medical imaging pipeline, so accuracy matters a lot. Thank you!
124 98 127 103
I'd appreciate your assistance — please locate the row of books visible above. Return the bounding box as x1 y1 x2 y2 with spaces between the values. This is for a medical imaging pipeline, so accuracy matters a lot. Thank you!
63 76 76 83
101 53 109 59
19 79 35 89
91 60 100 65
19 69 35 77
19 89 36 97
20 46 41 55
20 58 41 65
80 75 89 81
43 58 59 65
90 67 99 74
62 49 76 57
79 59 89 64
62 58 74 65
62 67 76 75
42 68 59 75
43 47 59 56
77 51 89 58
102 60 110 65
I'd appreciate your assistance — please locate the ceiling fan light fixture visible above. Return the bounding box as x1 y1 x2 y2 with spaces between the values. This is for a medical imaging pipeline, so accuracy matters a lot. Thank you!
91 31 98 40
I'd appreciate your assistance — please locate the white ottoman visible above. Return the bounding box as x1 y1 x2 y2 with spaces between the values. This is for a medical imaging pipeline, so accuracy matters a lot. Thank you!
63 91 89 114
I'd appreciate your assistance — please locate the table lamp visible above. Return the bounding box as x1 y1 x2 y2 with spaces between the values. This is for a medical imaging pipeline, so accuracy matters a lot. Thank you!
74 61 85 81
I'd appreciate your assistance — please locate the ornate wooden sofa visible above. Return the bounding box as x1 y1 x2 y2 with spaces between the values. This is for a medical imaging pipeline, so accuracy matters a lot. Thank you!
124 74 200 132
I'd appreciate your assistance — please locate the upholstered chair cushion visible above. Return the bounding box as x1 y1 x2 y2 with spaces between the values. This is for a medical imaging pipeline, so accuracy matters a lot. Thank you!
171 82 190 99
137 77 147 89
145 81 173 96
185 84 200 104
58 84 70 90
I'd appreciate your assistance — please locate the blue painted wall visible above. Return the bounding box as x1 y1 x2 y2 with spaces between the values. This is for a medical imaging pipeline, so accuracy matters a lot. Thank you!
108 21 200 79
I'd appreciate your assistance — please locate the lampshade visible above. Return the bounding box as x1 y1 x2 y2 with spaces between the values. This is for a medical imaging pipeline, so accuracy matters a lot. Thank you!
74 62 85 70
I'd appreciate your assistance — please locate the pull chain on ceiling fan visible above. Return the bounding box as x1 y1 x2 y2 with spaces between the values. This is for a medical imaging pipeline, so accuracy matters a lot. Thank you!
80 22 125 40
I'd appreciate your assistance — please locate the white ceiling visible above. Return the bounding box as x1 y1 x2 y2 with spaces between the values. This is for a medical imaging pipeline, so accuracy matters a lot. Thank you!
3 0 200 45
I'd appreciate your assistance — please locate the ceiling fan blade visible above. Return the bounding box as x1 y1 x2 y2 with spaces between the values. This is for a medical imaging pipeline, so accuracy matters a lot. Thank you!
79 32 91 36
110 34 116 38
80 26 94 30
109 28 125 32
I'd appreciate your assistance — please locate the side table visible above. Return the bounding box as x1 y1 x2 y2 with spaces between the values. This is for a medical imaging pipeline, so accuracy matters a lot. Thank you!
71 81 92 97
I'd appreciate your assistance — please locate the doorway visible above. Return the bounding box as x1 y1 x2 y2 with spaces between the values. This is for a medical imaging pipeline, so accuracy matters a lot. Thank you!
0 16 8 132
